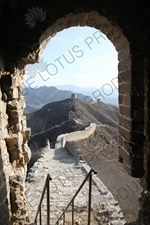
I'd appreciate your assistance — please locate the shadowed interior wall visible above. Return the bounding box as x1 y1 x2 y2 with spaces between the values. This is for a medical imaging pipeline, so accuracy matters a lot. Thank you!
0 0 149 224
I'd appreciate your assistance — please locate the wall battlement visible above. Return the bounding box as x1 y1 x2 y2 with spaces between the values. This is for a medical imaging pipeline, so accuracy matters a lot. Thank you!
60 123 96 148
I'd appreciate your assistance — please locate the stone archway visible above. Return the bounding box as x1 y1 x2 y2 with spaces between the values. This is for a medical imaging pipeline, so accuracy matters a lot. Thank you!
0 1 149 224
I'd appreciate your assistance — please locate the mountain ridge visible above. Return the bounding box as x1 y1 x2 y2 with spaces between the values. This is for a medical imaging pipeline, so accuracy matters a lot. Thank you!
24 86 92 113
24 85 118 113
26 98 119 149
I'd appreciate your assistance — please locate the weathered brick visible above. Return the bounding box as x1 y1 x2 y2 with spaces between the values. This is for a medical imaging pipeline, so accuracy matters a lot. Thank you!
8 110 23 125
87 11 100 27
119 94 123 105
115 40 129 52
118 58 131 72
72 13 81 26
118 71 131 83
119 135 124 146
7 97 25 110
124 117 132 130
80 12 90 26
120 105 131 117
119 115 124 127
119 82 131 94
119 126 130 141
123 95 131 106
9 149 20 162
118 48 130 61
9 123 23 133
7 87 18 100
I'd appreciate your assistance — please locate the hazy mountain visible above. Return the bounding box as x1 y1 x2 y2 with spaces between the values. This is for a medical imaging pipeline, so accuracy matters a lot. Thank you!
24 85 118 113
56 84 118 106
24 86 92 113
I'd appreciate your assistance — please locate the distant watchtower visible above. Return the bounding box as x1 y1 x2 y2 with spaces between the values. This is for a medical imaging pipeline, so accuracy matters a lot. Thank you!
69 93 82 120
71 93 77 100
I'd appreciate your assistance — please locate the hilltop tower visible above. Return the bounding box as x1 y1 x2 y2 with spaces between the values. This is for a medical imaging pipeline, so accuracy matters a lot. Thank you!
71 93 77 100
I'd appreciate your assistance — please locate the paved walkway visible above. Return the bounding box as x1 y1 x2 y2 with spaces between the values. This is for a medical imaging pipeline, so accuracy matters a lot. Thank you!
26 136 126 225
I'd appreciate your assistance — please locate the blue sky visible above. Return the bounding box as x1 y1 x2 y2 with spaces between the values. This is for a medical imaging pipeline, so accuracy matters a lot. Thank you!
24 26 118 89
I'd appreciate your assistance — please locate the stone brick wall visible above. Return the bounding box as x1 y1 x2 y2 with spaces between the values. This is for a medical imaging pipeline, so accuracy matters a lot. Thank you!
61 123 96 147
0 72 31 224
0 142 10 224
0 74 12 224
65 141 83 161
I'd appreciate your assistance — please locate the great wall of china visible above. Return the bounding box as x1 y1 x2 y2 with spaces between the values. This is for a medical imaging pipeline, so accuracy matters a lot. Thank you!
26 123 126 224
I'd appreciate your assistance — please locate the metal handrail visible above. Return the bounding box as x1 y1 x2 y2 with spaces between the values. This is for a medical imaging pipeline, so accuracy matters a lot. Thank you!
34 174 52 225
55 168 97 225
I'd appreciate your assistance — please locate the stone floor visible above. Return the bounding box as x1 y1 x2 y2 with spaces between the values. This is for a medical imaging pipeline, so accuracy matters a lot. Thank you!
26 136 126 225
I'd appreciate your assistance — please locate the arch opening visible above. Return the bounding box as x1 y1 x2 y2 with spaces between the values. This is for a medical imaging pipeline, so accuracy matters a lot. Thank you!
23 22 137 222
0 2 149 224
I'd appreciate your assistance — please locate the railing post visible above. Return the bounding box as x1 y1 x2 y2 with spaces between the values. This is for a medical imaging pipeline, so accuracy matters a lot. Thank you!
72 199 74 225
88 172 92 225
47 175 50 225
34 174 52 225
63 213 65 225
55 169 97 225
40 206 42 225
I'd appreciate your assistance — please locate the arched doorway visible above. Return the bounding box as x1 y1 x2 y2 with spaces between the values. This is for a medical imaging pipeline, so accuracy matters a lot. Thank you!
0 1 149 224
